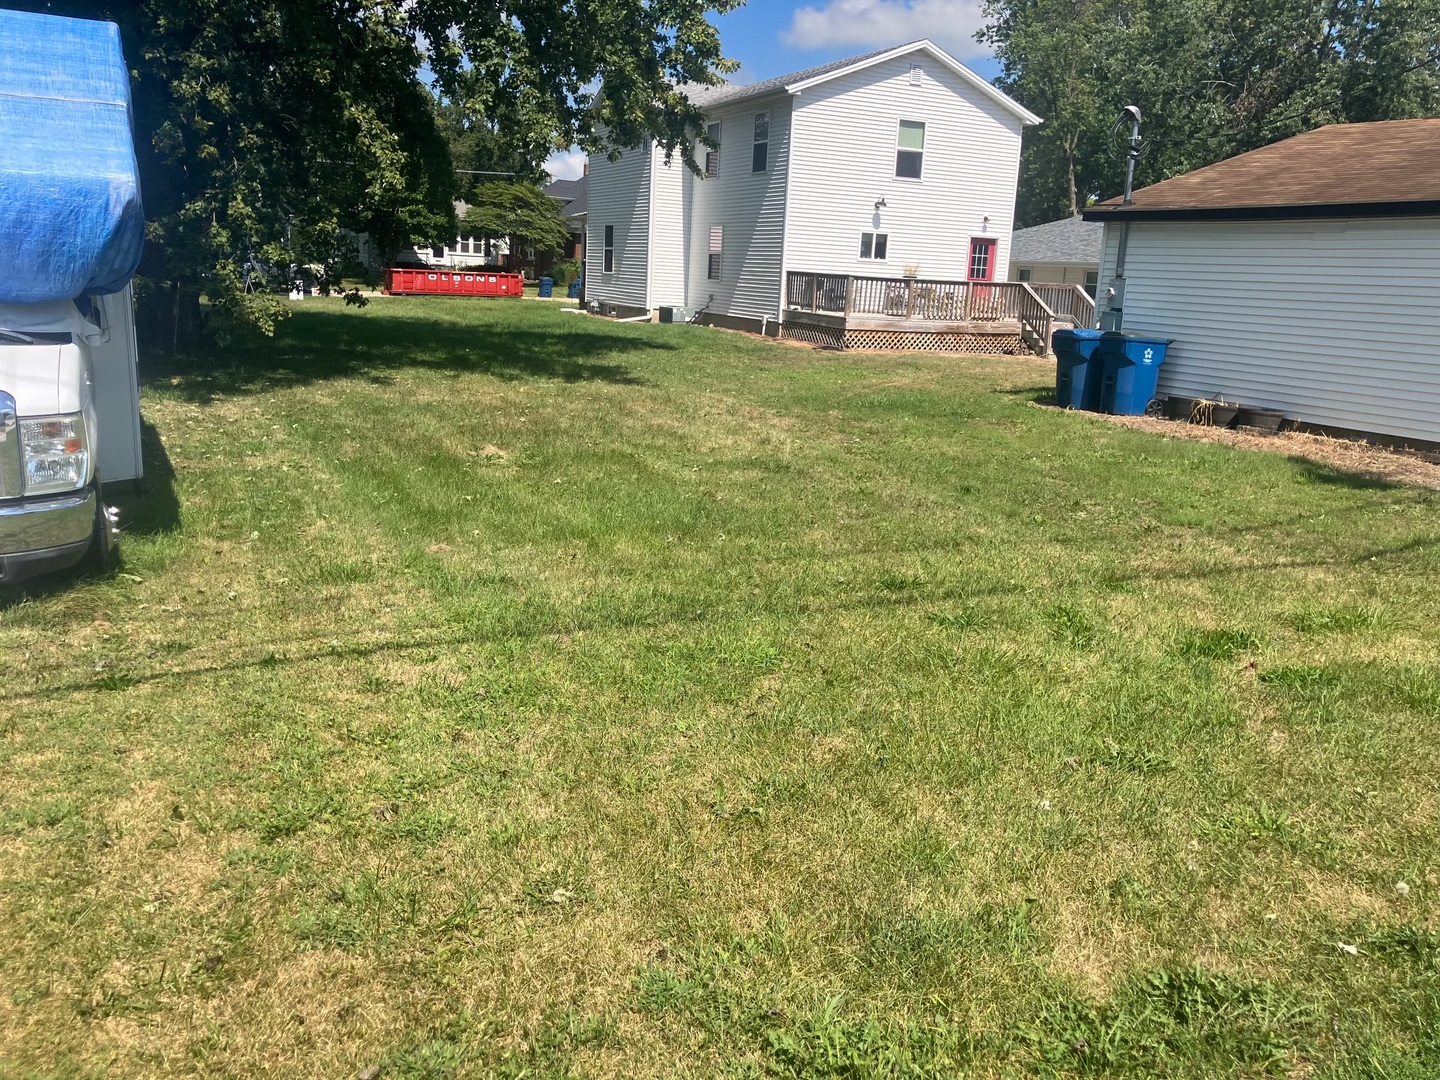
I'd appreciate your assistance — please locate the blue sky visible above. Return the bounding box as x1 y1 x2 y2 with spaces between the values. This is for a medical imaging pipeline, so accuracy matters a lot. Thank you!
546 0 997 179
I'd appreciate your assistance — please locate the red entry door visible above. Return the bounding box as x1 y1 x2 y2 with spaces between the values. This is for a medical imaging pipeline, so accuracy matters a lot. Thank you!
968 237 996 282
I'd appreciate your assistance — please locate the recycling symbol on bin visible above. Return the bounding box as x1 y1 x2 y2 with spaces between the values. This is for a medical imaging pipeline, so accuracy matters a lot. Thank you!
1143 347 1154 361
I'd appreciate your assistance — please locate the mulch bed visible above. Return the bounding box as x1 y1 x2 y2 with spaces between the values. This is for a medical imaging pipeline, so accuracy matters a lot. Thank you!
1036 404 1440 490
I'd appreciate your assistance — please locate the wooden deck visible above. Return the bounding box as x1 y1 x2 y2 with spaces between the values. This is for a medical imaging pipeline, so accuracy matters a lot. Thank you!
781 272 1095 354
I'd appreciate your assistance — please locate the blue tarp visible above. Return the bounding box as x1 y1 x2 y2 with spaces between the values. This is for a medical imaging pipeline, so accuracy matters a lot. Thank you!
0 9 143 303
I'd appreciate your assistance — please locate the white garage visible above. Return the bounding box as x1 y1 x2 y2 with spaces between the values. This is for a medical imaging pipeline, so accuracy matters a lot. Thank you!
1086 119 1440 447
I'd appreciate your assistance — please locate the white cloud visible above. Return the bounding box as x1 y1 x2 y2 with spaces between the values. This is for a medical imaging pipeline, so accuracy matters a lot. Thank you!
780 0 990 61
545 148 587 182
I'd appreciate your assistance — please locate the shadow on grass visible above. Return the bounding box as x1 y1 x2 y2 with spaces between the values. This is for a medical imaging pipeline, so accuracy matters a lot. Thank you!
142 302 664 403
0 422 181 610
1289 458 1404 491
119 421 183 536
998 384 1056 406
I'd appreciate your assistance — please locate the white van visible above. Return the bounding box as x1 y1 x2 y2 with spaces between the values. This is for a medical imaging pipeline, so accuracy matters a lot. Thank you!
0 289 140 582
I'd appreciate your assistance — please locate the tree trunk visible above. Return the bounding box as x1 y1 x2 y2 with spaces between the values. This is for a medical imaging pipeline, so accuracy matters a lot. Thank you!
1065 132 1079 217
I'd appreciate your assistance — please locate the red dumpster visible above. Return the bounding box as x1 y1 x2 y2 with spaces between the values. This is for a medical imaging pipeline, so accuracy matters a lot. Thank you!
384 268 525 297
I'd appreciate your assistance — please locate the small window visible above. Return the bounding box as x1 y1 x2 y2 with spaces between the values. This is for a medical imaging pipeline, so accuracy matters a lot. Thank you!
896 120 925 179
909 63 923 86
603 225 615 273
968 237 996 282
752 111 769 173
432 245 446 258
1017 267 1032 282
1084 270 1099 297
859 232 888 260
705 122 720 177
708 225 723 280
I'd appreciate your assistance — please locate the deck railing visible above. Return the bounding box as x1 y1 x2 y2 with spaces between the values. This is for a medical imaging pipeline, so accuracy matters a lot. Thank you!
1028 283 1096 328
784 272 1059 355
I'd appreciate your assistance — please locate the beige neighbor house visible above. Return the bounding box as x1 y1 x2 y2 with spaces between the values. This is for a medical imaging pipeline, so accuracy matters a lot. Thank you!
1008 215 1102 295
1086 118 1440 447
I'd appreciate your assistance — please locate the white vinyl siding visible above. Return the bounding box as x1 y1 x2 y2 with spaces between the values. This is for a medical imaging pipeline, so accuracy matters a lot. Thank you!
648 145 687 309
585 141 651 309
1097 216 1440 444
783 54 1023 286
686 96 792 322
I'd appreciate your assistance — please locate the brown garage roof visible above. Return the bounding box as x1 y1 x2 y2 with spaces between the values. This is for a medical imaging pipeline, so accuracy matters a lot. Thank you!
1083 118 1440 222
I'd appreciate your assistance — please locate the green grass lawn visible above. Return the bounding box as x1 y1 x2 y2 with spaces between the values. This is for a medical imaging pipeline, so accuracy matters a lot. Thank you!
3 298 1438 1079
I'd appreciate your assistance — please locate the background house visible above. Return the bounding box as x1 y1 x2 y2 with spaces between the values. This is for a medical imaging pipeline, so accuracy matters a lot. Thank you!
1086 119 1440 446
543 175 587 260
585 40 1040 339
398 201 508 269
353 200 509 273
1008 216 1101 295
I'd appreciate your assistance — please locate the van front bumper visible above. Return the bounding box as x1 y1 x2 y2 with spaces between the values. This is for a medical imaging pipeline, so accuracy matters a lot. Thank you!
0 488 95 584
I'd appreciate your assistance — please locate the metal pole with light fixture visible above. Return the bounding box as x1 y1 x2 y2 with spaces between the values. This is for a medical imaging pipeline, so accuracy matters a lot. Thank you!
1103 105 1144 330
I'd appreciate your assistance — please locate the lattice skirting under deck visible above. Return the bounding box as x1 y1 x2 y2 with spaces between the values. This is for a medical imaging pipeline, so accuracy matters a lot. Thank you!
781 322 845 349
843 330 1025 354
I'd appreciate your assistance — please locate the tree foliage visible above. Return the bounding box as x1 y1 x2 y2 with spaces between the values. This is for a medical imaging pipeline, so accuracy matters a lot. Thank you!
17 0 738 343
982 0 1440 226
461 183 574 258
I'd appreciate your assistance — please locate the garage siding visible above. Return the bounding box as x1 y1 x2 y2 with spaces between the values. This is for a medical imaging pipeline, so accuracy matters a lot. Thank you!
1098 217 1440 443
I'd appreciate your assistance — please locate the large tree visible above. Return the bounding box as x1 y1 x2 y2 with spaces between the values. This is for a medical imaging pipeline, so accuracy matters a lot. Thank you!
461 183 574 264
19 0 739 344
983 0 1440 227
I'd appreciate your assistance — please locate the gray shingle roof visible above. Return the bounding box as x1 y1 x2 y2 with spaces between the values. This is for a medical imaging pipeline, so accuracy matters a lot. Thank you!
543 177 585 202
1010 215 1103 265
679 43 916 110
543 175 587 219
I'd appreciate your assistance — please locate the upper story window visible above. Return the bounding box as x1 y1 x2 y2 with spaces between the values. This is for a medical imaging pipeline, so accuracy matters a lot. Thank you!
603 225 615 273
752 111 770 172
896 120 925 179
704 122 720 178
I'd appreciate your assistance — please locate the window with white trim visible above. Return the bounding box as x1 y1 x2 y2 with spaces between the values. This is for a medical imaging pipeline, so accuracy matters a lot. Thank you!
704 122 720 177
752 112 769 172
708 225 723 279
896 120 925 179
603 225 615 273
1017 267 1032 282
859 232 888 260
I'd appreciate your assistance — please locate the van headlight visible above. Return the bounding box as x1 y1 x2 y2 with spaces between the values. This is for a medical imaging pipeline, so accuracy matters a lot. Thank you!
21 414 89 494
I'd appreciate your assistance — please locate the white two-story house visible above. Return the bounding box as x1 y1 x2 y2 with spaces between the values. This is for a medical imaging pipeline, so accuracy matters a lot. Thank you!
585 40 1041 341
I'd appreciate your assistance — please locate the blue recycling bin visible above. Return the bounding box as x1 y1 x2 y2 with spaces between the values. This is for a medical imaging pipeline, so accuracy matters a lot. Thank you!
1097 332 1172 415
538 276 554 298
1052 328 1105 411
567 278 581 298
